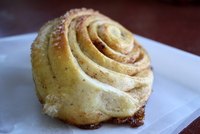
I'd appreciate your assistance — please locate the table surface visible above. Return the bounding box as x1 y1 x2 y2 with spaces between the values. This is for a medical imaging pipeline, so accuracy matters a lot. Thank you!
0 0 200 133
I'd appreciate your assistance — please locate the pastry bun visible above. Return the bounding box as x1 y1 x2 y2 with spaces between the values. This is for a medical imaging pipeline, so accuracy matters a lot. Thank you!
31 8 153 129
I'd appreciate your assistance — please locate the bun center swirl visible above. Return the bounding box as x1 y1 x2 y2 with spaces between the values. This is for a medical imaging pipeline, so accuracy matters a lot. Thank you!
98 23 134 54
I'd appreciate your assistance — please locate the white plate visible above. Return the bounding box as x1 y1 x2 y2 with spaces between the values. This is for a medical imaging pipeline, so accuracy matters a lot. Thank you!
0 33 200 134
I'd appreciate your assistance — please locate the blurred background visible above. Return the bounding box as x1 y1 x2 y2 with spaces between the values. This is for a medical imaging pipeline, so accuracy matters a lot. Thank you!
0 0 200 55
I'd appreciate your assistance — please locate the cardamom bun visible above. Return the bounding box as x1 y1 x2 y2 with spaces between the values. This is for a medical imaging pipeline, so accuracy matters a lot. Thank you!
31 8 153 129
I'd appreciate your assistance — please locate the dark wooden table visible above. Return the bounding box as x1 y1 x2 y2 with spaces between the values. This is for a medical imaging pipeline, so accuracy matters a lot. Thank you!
0 0 200 56
0 0 200 133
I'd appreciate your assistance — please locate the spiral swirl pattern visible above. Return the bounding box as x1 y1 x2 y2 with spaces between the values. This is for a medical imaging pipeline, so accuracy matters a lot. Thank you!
31 8 153 127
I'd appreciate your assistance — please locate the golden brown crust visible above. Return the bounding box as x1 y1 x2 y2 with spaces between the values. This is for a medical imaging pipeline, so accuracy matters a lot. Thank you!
57 106 145 129
60 106 145 129
110 106 145 127
31 8 153 128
